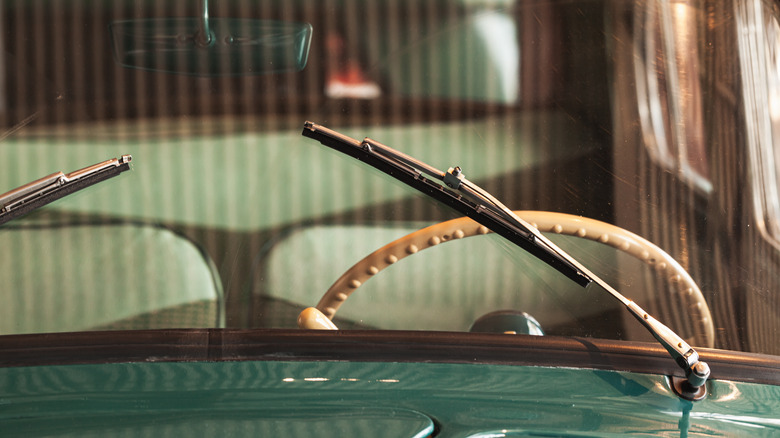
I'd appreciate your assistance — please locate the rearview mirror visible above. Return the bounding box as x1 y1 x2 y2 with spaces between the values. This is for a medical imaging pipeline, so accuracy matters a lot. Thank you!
110 17 312 76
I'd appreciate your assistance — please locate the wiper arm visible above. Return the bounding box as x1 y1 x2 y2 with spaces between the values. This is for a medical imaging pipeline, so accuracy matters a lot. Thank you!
0 155 132 226
302 121 710 391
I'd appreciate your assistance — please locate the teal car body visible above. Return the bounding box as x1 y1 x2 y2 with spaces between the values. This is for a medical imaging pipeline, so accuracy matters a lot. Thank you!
1 0 780 436
3 331 780 436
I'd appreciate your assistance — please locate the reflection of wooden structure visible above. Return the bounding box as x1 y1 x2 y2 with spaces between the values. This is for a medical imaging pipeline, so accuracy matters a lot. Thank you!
0 0 609 128
0 0 777 354
610 0 780 354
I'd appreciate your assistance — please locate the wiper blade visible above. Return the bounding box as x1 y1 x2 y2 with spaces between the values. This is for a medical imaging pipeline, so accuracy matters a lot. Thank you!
0 155 132 226
367 137 592 287
303 122 589 286
302 121 710 391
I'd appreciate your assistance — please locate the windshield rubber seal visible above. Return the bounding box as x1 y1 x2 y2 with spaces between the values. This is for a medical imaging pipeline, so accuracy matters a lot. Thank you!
0 329 778 386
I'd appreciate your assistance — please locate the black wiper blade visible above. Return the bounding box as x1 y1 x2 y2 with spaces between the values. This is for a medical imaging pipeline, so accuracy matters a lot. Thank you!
302 121 710 393
0 155 132 226
302 122 589 287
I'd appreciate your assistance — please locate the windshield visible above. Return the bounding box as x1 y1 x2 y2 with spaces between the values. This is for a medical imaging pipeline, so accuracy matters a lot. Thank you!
1 0 778 358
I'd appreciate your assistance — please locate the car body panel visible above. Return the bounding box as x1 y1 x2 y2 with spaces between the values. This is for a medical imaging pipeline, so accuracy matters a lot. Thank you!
2 352 779 437
2 330 779 437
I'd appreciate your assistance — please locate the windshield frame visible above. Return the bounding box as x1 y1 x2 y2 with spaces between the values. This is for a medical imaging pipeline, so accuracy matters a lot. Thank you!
1 329 779 387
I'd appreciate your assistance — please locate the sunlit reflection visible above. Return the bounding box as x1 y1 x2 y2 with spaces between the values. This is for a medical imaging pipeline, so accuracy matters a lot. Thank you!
473 11 519 103
282 376 397 383
662 407 780 429
713 381 742 402
690 413 780 428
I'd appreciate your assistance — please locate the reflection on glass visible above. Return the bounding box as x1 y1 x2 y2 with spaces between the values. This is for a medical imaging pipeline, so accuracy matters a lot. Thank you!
634 0 711 192
740 0 780 247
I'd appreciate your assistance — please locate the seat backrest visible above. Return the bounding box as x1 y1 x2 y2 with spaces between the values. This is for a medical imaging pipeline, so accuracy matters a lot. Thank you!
0 221 223 334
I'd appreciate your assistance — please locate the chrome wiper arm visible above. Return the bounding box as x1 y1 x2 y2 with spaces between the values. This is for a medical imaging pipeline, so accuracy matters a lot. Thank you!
0 155 132 226
443 165 711 388
302 121 710 390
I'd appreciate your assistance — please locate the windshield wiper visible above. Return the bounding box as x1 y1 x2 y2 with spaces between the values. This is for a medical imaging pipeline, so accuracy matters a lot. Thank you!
302 121 710 392
0 155 132 226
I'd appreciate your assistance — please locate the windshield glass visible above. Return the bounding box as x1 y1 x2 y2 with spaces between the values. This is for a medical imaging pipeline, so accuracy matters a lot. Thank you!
1 0 778 357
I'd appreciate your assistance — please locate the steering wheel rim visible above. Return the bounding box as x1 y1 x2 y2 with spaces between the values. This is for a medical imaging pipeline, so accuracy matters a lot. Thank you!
298 211 715 348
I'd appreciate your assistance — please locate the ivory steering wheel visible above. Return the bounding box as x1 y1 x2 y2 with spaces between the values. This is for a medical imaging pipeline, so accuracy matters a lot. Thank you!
298 211 715 348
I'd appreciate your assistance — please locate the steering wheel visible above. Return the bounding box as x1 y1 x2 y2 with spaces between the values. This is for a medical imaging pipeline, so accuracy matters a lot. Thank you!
298 211 715 348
